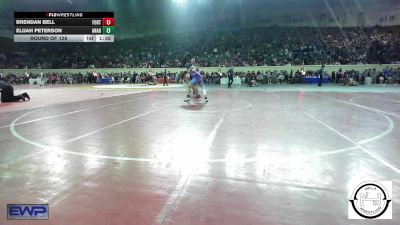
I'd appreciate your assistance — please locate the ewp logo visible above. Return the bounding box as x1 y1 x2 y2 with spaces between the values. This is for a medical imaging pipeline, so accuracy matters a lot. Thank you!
7 204 49 220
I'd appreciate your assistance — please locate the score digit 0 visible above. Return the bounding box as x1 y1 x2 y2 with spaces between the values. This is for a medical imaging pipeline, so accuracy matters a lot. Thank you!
102 18 114 26
103 26 114 34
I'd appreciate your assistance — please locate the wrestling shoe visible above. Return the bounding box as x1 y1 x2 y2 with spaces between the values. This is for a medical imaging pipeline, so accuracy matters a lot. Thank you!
22 92 30 101
205 97 208 103
184 98 190 102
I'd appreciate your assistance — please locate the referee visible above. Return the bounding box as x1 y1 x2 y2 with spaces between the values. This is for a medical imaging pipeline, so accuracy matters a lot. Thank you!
0 80 30 102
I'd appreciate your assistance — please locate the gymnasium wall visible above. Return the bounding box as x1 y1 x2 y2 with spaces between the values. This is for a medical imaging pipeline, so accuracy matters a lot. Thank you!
244 1 400 28
116 0 400 38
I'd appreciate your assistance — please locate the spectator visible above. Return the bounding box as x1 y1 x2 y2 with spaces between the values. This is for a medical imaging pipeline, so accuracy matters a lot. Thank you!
227 66 234 88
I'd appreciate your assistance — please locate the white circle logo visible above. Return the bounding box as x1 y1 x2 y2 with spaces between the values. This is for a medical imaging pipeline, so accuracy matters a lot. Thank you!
349 181 391 219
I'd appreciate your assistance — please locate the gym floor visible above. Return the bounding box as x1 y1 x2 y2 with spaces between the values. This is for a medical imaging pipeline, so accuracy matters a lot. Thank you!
0 84 399 225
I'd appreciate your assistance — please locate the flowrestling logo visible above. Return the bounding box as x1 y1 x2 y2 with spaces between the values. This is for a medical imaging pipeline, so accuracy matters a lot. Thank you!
348 181 392 219
7 204 49 220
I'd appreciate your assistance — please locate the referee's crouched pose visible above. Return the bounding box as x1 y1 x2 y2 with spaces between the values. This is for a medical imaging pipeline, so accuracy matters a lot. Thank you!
0 80 30 102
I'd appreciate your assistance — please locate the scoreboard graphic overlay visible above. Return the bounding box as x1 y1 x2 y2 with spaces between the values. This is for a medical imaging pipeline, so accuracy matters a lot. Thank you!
14 12 114 42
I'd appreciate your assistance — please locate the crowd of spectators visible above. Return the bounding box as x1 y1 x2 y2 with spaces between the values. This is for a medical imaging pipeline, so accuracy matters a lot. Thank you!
202 67 400 86
0 26 400 69
1 67 399 87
